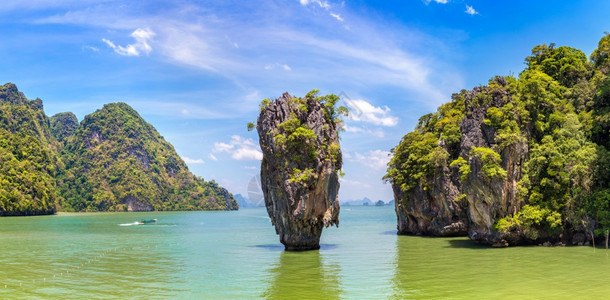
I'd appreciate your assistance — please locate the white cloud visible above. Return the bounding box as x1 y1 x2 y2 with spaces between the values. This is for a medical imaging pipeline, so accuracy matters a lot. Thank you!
208 153 218 161
345 99 398 127
353 150 392 170
265 63 292 71
299 0 343 24
330 12 344 22
465 5 478 15
213 135 262 161
156 23 223 71
343 125 385 138
300 0 330 9
244 166 258 170
233 147 264 160
424 0 448 4
33 0 458 108
102 27 155 56
84 45 99 52
279 33 449 103
182 156 205 164
214 142 234 152
339 178 372 188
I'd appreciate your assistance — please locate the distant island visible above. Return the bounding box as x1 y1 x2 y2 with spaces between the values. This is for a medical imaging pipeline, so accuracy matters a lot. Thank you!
341 197 394 206
234 194 265 208
0 83 237 216
385 34 610 247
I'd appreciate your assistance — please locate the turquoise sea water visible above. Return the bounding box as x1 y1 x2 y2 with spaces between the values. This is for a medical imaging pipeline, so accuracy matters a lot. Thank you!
1 206 610 299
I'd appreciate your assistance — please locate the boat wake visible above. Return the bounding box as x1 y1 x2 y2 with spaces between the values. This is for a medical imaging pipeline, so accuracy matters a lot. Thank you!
119 222 141 226
119 219 158 226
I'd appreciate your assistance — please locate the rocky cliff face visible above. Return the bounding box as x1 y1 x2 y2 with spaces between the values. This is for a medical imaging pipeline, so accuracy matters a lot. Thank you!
387 91 469 238
257 92 342 250
387 78 530 246
394 146 467 237
459 78 528 246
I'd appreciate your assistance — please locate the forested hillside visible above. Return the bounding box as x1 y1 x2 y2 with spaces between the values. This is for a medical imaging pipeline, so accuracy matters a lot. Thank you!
58 102 237 211
0 83 237 215
0 83 60 215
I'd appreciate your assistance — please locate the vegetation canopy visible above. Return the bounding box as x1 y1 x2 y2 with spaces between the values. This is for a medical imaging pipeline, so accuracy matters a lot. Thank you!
385 33 610 242
0 84 237 215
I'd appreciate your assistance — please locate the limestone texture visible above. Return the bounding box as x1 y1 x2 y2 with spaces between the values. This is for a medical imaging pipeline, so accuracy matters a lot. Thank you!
257 92 342 250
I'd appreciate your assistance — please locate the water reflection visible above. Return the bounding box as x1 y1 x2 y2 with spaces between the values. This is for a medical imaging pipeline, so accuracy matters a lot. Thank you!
263 251 342 299
391 236 479 298
392 236 412 299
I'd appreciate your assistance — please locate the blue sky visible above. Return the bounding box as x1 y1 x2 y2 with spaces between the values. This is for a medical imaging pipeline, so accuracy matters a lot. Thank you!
0 0 608 202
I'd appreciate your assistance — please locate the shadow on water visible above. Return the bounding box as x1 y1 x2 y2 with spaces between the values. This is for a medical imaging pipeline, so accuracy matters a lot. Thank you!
392 233 485 249
262 250 342 299
391 235 483 298
445 238 488 249
252 244 338 251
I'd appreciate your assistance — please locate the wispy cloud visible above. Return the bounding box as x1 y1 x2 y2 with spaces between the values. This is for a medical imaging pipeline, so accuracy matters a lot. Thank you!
264 63 292 71
102 28 155 56
83 45 99 52
343 125 385 138
465 5 478 15
300 0 330 9
424 0 448 4
213 135 262 161
352 150 392 170
31 0 458 109
299 0 346 24
208 153 218 161
329 12 343 22
182 156 205 164
339 177 372 188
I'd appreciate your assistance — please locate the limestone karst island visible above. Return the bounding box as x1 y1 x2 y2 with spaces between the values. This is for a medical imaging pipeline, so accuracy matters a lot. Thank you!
1 1 610 298
255 91 345 250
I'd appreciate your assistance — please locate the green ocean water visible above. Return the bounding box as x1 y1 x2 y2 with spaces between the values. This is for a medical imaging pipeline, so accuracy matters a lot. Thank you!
1 206 610 299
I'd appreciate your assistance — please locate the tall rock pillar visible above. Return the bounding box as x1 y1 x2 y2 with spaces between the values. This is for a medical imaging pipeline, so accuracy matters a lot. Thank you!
256 92 343 250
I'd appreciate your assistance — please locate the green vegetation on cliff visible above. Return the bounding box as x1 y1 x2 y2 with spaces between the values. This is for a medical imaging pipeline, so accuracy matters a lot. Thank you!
255 91 345 250
0 83 237 215
257 90 347 184
384 92 465 192
58 102 237 212
49 112 78 143
0 83 60 215
386 34 610 243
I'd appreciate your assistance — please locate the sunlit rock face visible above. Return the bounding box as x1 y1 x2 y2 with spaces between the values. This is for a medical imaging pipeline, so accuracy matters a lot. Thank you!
257 92 341 251
458 79 528 247
391 78 527 246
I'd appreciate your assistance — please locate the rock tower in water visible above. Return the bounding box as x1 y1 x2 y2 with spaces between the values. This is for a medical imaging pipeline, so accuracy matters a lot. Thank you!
256 91 345 250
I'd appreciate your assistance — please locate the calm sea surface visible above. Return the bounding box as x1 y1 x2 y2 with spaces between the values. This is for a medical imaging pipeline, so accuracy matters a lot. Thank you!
1 206 610 299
